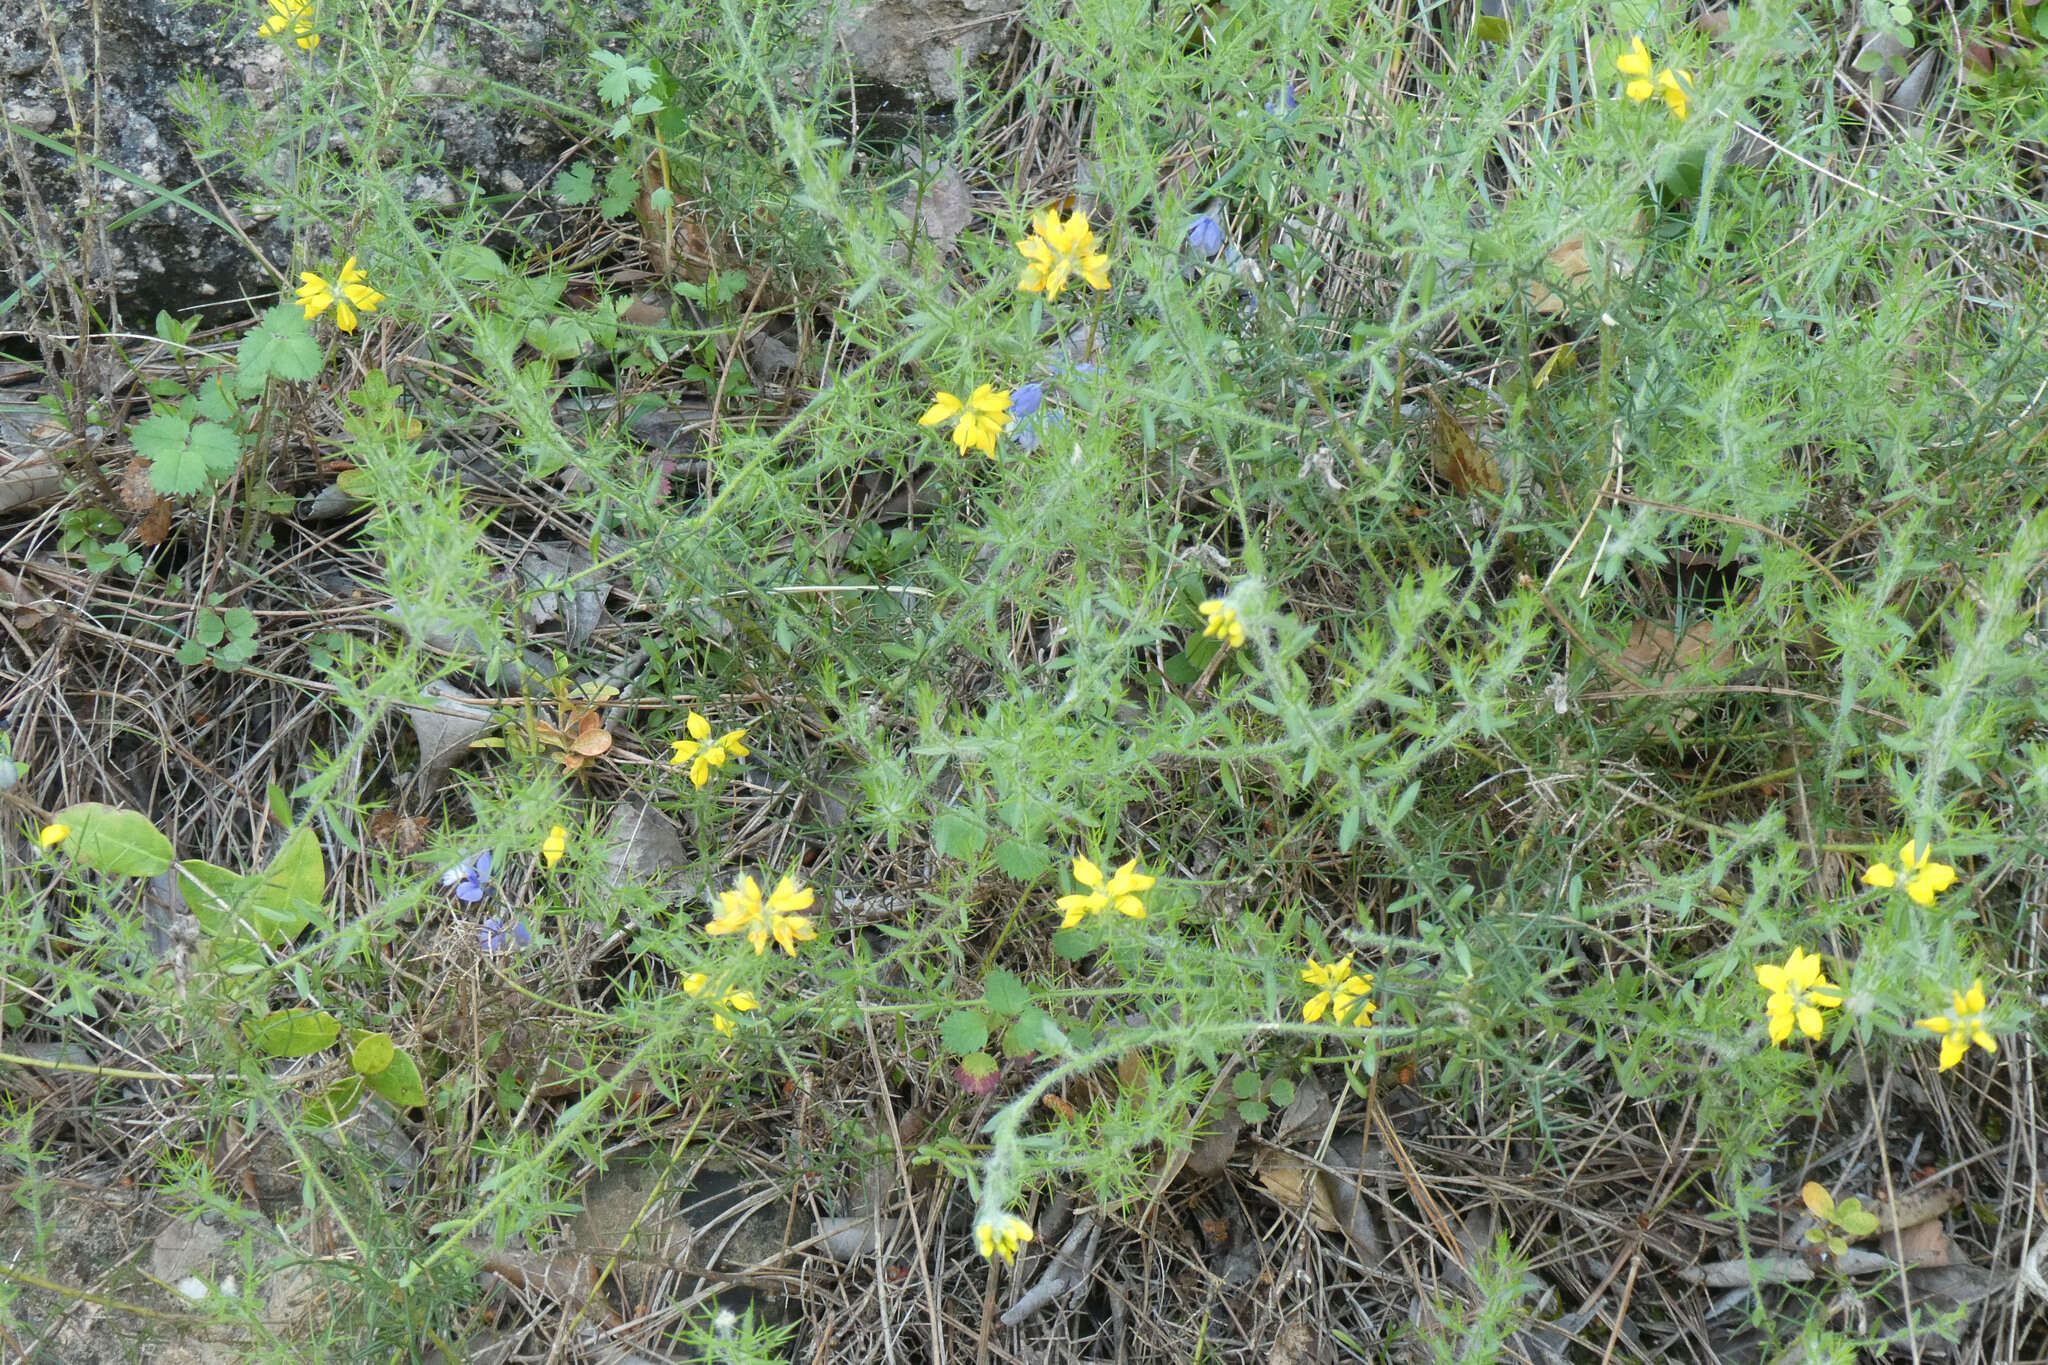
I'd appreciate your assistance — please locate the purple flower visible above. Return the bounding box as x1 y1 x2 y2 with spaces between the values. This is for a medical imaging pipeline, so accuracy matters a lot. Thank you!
1185 214 1226 259
442 851 492 903
478 916 531 952
1008 383 1044 421
1265 81 1299 118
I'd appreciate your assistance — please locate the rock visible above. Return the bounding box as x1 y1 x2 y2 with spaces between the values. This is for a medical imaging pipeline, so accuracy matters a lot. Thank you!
816 0 1019 101
0 0 1008 324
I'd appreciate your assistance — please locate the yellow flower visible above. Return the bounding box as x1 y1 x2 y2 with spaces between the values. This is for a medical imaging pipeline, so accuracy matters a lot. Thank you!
973 1211 1034 1266
1656 67 1693 121
706 873 816 956
294 255 382 331
1916 978 1996 1071
37 823 70 849
1754 947 1843 1046
1197 599 1245 649
1055 855 1155 929
1860 840 1957 907
684 972 758 1036
540 825 568 868
1301 954 1376 1026
1615 36 1691 120
259 0 319 50
919 384 1011 458
1016 207 1111 299
669 711 749 787
1616 35 1656 102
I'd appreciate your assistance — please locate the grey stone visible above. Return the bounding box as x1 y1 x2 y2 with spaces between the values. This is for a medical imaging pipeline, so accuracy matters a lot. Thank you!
0 0 1009 325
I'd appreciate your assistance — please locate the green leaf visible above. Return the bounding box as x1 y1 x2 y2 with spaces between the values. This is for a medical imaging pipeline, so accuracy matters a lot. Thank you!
350 1032 396 1076
1835 1199 1879 1237
1267 1076 1296 1106
234 304 321 396
981 968 1029 1018
931 813 987 860
134 413 241 496
553 161 595 206
1237 1098 1271 1124
1232 1072 1262 1100
938 1010 989 1055
1002 1008 1046 1056
524 316 589 362
176 859 249 934
992 839 1050 880
246 1009 339 1057
255 827 325 933
363 1047 427 1110
1051 926 1096 960
442 242 507 281
49 802 173 876
304 1075 364 1125
959 1051 999 1080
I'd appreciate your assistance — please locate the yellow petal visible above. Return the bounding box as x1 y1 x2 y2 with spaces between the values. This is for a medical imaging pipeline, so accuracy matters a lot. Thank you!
1861 861 1897 888
1070 856 1103 890
1616 36 1653 78
687 711 712 740
920 392 964 427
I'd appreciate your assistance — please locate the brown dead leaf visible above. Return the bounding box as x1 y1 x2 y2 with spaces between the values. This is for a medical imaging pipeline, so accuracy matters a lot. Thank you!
1429 395 1503 497
137 502 173 546
1268 1320 1327 1365
1891 1216 1953 1267
1611 618 1737 736
1616 617 1736 685
368 811 432 856
117 457 159 513
472 1244 619 1327
1869 1185 1959 1234
0 567 56 630
1527 236 1592 316
910 164 973 245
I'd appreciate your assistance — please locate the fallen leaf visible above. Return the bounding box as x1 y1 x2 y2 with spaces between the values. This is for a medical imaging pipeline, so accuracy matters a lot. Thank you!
908 163 973 245
137 502 173 546
1429 394 1503 497
1526 236 1591 317
1616 617 1737 686
404 684 497 795
471 1244 619 1328
1268 1319 1327 1365
1892 1216 1953 1268
600 797 687 890
118 457 160 512
367 811 432 855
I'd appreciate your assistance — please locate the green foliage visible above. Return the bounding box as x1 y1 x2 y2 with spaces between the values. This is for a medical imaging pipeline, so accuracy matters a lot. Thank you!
175 601 259 670
46 802 173 876
132 411 241 496
57 506 144 575
12 0 2048 1356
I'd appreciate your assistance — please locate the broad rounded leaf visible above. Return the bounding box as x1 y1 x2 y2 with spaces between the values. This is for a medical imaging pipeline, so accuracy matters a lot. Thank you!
350 1032 396 1077
246 1009 340 1057
364 1048 427 1110
938 1010 989 1056
50 803 173 876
